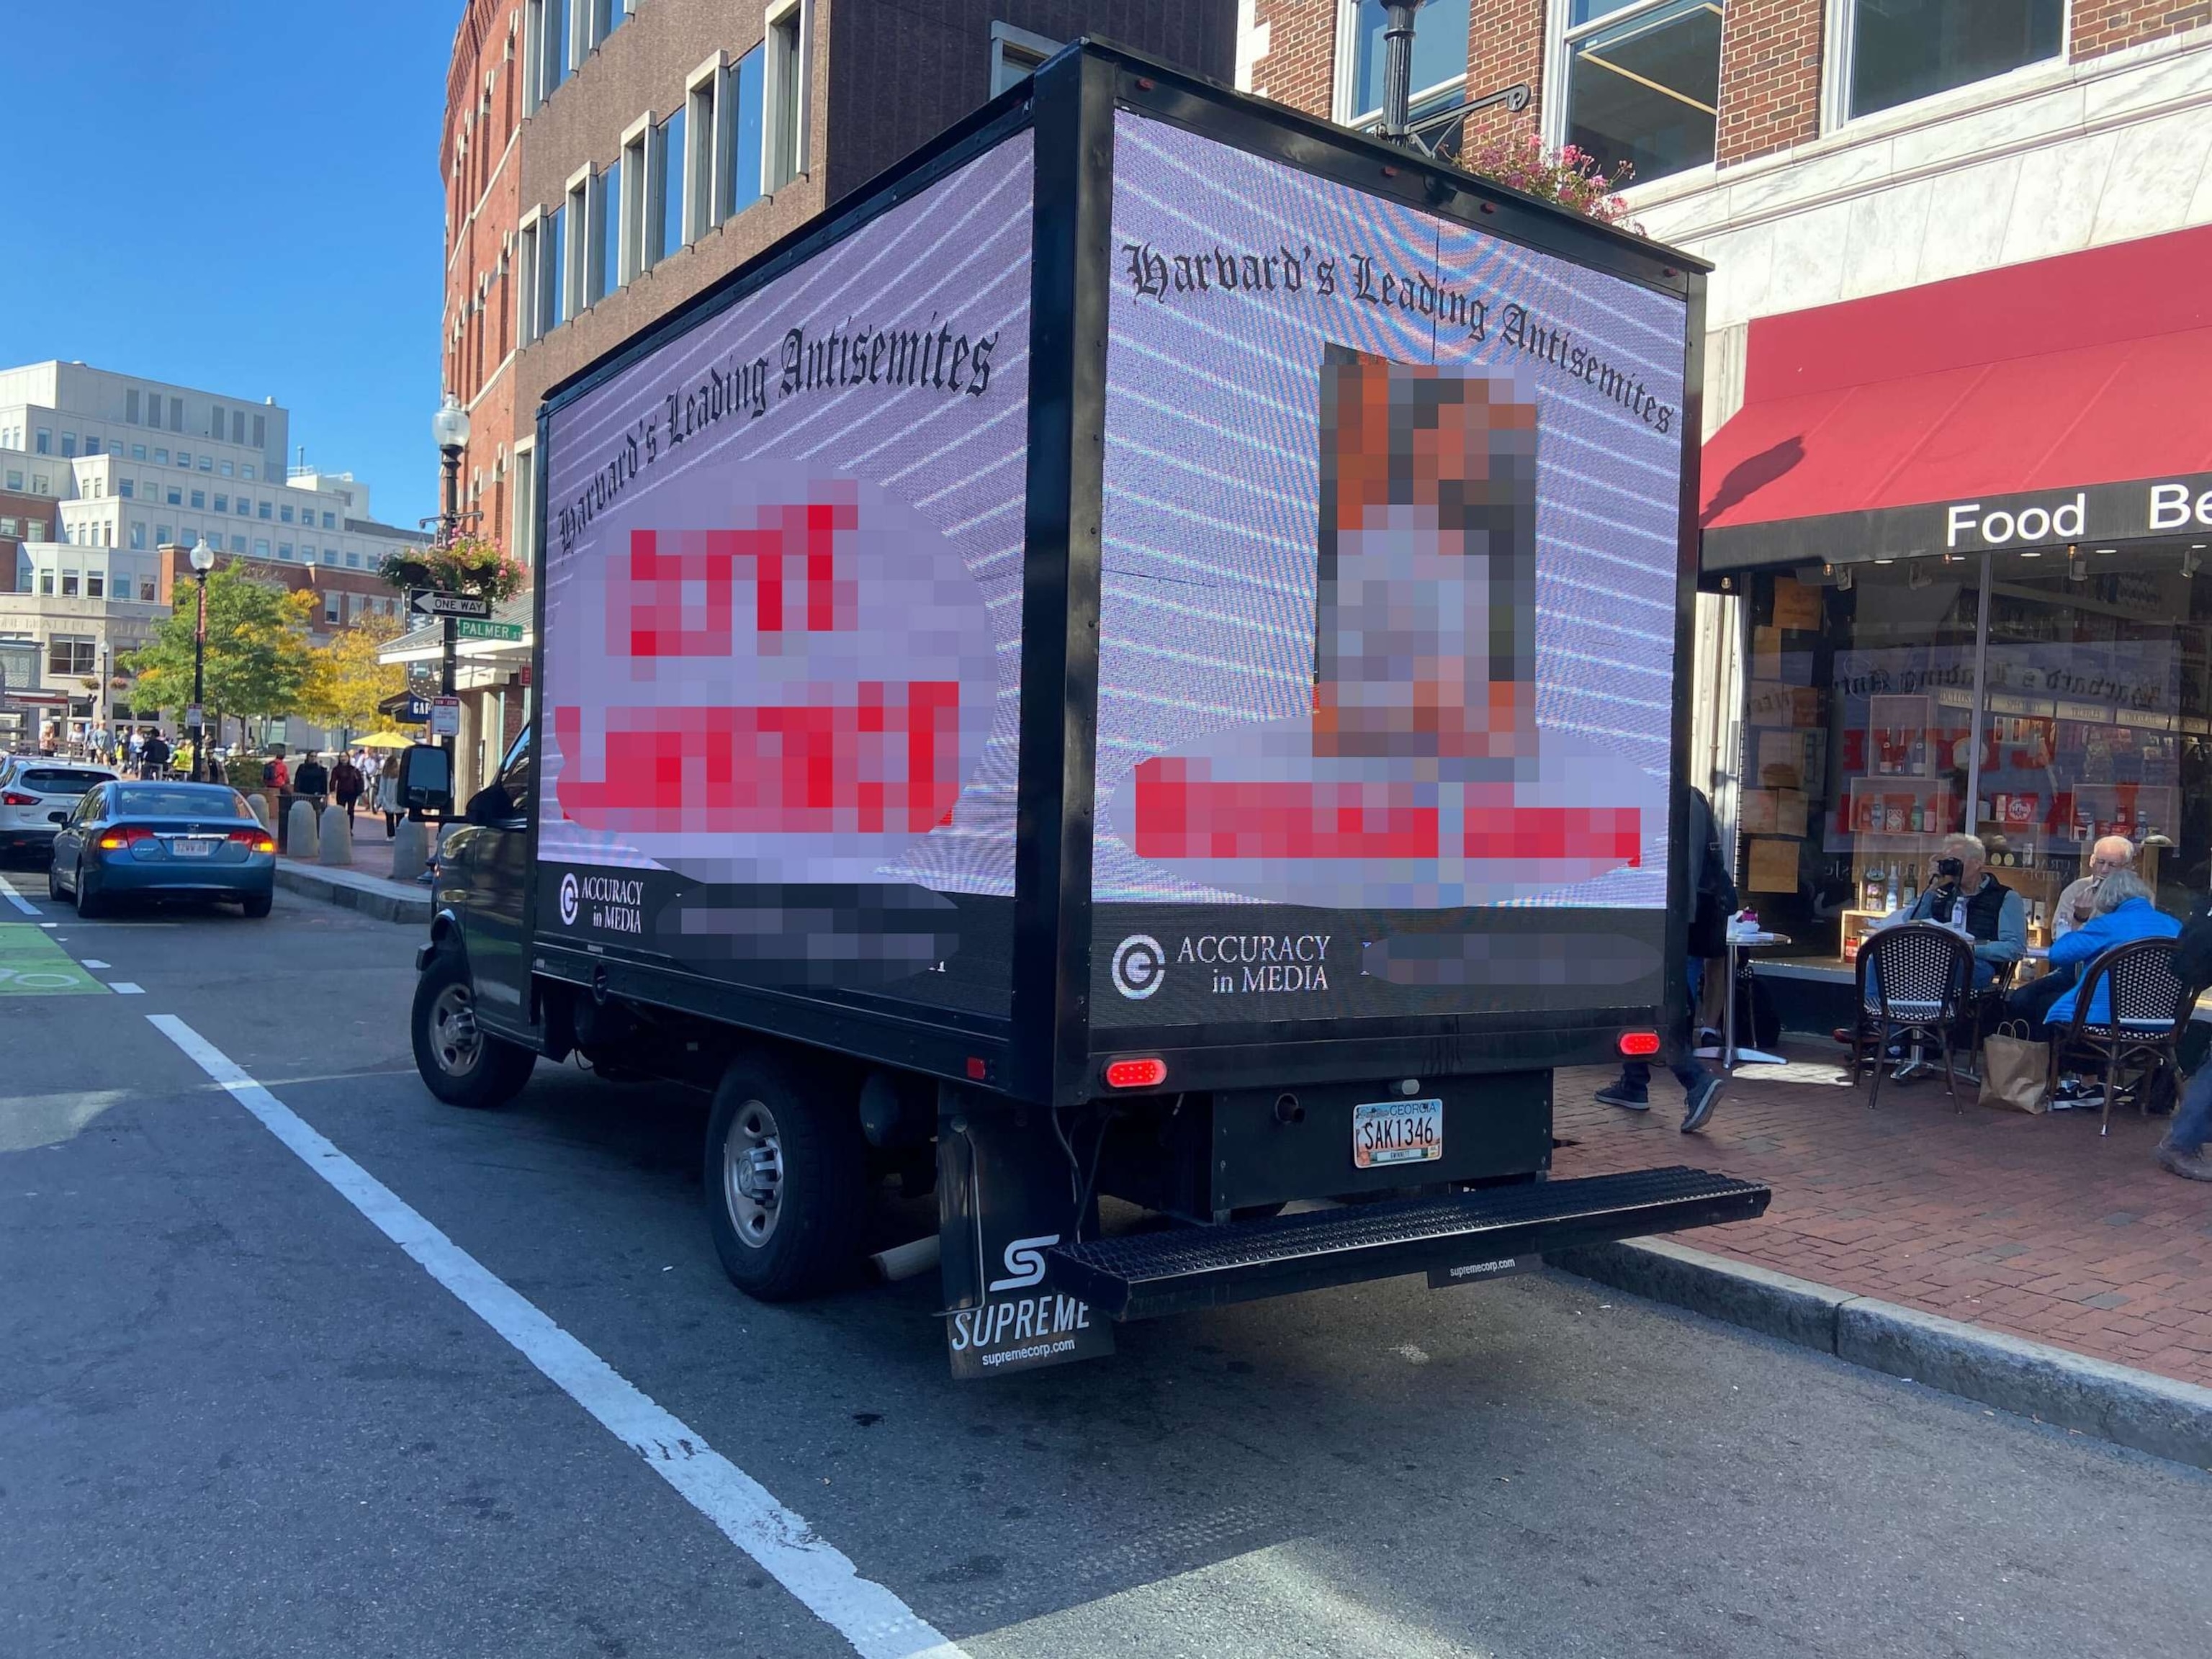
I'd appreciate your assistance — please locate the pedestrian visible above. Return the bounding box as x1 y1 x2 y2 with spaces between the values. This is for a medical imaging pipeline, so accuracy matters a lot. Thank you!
140 730 171 780
1596 786 1730 1133
331 752 364 825
293 750 330 809
377 751 403 837
261 750 290 793
205 750 227 786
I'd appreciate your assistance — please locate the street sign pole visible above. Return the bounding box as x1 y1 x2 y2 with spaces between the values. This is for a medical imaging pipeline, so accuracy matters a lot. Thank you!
441 614 457 770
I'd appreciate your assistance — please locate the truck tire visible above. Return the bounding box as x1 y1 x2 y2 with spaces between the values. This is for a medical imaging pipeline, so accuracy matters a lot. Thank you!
411 950 535 1109
705 1055 867 1302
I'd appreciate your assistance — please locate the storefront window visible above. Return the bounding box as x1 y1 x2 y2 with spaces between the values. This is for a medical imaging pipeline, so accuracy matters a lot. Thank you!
1975 544 2209 929
1735 559 1982 959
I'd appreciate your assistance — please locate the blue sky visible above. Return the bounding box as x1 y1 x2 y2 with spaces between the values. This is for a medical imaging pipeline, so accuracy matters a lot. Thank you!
0 2 456 530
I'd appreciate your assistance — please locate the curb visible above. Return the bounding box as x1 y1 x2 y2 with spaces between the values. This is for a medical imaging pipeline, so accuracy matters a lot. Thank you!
1552 1236 2212 1470
274 863 432 925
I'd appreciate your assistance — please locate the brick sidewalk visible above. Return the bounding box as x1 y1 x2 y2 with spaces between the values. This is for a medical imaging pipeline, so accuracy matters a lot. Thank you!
1552 1050 2212 1390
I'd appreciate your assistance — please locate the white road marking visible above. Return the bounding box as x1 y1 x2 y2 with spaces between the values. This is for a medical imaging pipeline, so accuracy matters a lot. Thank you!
80 959 109 969
109 982 145 995
147 1015 965 1659
0 875 38 915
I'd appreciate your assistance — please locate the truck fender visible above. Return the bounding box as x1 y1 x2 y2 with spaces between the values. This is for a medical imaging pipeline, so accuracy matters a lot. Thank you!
414 907 467 974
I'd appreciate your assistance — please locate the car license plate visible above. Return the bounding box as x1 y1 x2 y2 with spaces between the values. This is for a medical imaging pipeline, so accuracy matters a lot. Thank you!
172 837 217 857
1352 1099 1442 1169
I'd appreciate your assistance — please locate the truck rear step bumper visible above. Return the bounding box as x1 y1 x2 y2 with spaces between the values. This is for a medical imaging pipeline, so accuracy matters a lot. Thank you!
1046 1166 1770 1321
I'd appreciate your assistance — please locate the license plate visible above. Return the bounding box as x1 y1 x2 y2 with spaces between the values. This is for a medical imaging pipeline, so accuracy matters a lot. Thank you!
171 837 217 857
1352 1099 1442 1169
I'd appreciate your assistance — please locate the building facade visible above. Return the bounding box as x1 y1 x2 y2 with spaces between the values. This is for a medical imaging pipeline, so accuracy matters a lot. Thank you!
428 0 1238 799
1243 3 2212 976
0 360 421 749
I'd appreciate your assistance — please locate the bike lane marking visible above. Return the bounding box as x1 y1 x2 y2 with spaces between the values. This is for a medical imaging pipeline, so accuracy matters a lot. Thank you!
148 1014 966 1659
0 925 109 994
0 873 40 915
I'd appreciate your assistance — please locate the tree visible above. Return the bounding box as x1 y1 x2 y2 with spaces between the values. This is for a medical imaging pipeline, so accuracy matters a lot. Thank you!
122 565 319 740
298 613 408 737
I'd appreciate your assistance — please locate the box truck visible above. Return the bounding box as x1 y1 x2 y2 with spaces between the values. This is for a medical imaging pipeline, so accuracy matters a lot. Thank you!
403 41 1769 1378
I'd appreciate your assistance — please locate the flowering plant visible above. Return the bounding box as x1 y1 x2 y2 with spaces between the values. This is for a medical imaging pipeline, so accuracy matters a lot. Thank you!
1464 132 1637 229
377 532 526 603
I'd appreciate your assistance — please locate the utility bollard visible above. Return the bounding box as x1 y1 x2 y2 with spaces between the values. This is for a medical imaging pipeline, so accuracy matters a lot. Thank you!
286 798 320 862
390 815 428 884
247 793 271 829
318 803 354 867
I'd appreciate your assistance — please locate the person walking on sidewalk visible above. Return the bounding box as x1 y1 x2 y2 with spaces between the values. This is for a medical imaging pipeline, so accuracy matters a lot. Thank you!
2157 906 2212 1182
292 750 330 809
1596 786 1730 1133
139 731 171 780
376 752 403 837
331 754 364 825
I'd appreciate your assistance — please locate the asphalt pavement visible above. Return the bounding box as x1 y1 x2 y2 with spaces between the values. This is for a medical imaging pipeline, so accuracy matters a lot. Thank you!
3 876 2208 1659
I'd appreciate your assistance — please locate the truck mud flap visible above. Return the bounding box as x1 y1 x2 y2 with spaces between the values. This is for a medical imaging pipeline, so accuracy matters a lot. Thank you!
1045 1166 1770 1321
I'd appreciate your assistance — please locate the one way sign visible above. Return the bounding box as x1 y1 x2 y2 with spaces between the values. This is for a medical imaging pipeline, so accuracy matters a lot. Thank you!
410 590 493 619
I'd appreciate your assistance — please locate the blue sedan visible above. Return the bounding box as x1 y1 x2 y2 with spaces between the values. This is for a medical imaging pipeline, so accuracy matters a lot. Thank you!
48 781 277 918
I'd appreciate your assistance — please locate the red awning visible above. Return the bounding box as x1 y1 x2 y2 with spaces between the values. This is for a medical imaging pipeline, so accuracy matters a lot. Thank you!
1701 226 2212 559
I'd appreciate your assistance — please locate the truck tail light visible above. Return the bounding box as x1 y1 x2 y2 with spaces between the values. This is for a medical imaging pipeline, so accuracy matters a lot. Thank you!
1618 1030 1662 1057
1104 1057 1168 1090
96 826 151 850
229 829 277 853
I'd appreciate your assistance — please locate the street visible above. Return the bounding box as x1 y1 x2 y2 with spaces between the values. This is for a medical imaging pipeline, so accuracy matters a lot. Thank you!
3 889 2208 1659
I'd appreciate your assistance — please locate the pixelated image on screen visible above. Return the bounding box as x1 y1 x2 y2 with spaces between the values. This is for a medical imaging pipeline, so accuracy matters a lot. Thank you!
1092 112 1685 1028
535 134 1033 1015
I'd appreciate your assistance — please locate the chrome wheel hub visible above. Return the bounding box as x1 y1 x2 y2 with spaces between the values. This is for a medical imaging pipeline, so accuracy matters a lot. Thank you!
427 984 483 1076
722 1100 784 1248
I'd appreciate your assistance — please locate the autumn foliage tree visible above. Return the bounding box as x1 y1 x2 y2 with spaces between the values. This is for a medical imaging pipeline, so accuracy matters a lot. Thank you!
299 612 409 737
123 565 318 744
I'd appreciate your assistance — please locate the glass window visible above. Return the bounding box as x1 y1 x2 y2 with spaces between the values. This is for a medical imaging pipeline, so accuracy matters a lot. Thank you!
156 523 171 544
39 572 53 595
766 5 803 187
252 414 265 448
212 493 227 513
280 504 294 523
85 438 102 456
1734 559 1982 962
61 573 78 596
86 573 104 598
653 106 686 261
278 542 294 559
1349 0 1469 117
166 487 182 506
140 578 156 600
1848 0 2062 120
177 451 191 468
198 456 212 472
220 460 233 477
724 46 765 220
322 511 336 529
541 203 567 329
130 522 145 549
1560 0 1721 186
4 471 19 490
258 500 272 520
542 0 568 99
253 538 269 557
190 490 206 510
596 161 621 299
153 448 168 464
243 464 255 480
346 551 361 568
60 433 76 457
229 536 245 554
126 390 140 423
238 498 251 516
118 480 134 500
132 444 147 461
35 428 50 453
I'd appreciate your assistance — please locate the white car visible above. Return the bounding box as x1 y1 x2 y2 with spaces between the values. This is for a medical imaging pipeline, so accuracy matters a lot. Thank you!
0 760 120 861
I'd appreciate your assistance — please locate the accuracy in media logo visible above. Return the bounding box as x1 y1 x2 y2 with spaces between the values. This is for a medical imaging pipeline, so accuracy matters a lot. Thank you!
1111 934 1165 999
559 871 580 925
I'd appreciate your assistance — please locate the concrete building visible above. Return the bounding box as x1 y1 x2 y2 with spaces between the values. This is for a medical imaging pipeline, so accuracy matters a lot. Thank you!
1241 1 2212 1007
428 0 1239 799
0 360 424 748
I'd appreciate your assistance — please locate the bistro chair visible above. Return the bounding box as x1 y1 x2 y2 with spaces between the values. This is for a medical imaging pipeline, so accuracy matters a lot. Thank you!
1849 923 1978 1112
2046 937 2193 1138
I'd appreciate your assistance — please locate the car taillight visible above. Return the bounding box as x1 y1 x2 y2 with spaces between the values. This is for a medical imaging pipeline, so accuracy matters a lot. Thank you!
229 829 276 853
96 826 151 850
1103 1057 1168 1090
1618 1030 1662 1057
1 791 37 806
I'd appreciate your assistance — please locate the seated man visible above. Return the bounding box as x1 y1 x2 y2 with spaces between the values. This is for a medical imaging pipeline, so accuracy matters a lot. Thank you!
2011 835 2138 1030
1863 833 2026 1079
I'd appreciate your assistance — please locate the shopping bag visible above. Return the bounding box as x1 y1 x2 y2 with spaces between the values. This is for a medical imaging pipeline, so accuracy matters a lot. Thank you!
1978 1020 2050 1115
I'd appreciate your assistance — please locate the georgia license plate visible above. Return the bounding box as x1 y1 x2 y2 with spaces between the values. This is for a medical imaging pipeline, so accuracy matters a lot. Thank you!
1352 1099 1442 1169
172 837 217 857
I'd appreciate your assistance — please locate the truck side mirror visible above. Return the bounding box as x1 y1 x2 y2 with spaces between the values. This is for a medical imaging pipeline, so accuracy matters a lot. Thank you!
399 743 454 817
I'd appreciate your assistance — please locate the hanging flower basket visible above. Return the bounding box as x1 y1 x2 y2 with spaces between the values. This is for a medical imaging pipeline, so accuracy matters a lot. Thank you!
1464 132 1638 230
378 532 526 603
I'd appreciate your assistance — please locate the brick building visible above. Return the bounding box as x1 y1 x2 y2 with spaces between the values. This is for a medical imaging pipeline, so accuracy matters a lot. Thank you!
428 0 1237 798
1241 3 2212 1007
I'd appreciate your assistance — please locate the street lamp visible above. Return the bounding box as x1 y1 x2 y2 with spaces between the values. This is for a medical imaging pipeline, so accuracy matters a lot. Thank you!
429 394 472 771
189 536 215 781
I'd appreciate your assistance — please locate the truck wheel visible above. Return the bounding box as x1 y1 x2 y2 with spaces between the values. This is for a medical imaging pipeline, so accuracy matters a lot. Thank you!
705 1056 866 1302
412 951 535 1109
